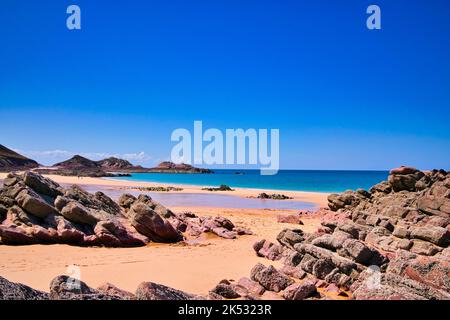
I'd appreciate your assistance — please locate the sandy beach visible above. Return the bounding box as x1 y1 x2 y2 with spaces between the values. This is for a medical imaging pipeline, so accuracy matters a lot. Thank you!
0 173 328 295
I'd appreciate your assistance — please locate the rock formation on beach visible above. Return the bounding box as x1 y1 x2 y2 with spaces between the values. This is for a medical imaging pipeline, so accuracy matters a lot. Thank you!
242 166 449 300
0 171 251 246
1 166 449 301
0 145 39 172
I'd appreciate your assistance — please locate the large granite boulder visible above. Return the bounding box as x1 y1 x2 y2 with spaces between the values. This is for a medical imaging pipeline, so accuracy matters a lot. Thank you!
0 276 49 300
135 282 194 300
128 202 183 243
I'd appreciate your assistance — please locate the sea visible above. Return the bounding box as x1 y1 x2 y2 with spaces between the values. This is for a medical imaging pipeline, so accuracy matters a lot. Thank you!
109 169 389 193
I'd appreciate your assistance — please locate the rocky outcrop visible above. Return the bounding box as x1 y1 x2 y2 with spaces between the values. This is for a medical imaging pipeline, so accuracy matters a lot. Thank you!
135 282 194 300
242 166 450 300
0 276 49 300
0 172 250 246
257 193 293 200
0 144 39 171
128 202 183 243
147 161 212 174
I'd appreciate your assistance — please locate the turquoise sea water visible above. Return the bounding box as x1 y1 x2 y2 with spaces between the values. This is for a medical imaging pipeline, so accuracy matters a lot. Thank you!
109 170 389 193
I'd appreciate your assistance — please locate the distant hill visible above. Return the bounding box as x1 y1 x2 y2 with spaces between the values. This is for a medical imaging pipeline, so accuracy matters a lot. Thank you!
54 155 99 169
96 157 138 171
0 144 39 171
147 161 212 174
0 148 211 176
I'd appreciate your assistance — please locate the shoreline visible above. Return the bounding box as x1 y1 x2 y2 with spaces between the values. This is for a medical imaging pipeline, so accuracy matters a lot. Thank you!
0 173 330 207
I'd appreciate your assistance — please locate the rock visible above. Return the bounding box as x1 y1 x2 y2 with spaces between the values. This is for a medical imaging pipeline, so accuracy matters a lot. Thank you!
340 239 374 265
393 225 410 239
23 171 62 198
280 265 307 280
54 216 86 243
283 250 303 267
277 214 304 224
337 222 369 240
388 169 424 192
0 225 38 244
118 193 137 210
237 277 265 296
135 282 193 300
282 282 317 300
94 220 146 247
369 181 392 194
312 259 335 279
0 276 49 300
96 283 135 299
128 202 183 243
294 243 357 275
311 230 353 251
276 228 304 248
410 240 442 256
211 227 237 239
15 189 58 218
49 275 119 300
64 185 121 217
0 204 7 222
202 216 235 231
328 191 362 211
253 239 283 260
60 201 99 225
250 263 294 292
389 166 420 175
410 226 449 247
210 283 241 299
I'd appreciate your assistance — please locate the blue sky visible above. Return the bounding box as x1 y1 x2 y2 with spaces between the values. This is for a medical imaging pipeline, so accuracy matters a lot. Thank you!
0 0 449 170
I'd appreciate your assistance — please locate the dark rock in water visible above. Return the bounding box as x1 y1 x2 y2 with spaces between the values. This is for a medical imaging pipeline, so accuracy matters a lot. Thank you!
250 263 294 292
202 184 234 191
0 276 49 300
135 282 194 300
257 193 293 200
128 202 183 243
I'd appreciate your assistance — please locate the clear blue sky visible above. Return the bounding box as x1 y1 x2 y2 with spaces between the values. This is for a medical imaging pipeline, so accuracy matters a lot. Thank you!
1 0 449 170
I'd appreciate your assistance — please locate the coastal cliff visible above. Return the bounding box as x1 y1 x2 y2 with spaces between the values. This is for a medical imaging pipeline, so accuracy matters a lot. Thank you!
0 145 39 172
